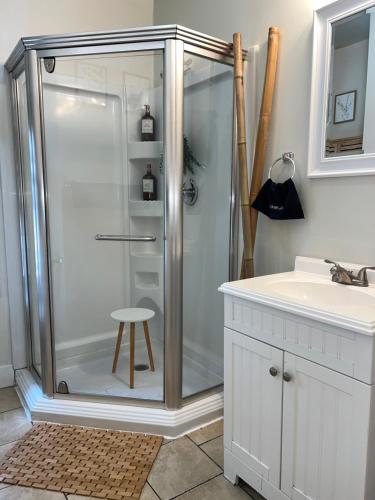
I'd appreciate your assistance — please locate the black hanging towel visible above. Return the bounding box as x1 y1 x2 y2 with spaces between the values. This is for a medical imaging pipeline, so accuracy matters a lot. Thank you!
252 153 304 220
252 178 304 220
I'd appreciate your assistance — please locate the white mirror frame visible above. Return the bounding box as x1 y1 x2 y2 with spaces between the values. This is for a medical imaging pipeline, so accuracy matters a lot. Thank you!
308 0 375 177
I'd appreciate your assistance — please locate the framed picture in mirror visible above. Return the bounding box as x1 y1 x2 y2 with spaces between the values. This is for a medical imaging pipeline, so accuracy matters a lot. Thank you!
334 90 357 124
308 0 375 177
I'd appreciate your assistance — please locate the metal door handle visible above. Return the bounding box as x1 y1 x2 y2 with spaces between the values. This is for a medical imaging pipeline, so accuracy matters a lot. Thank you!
283 372 292 382
95 234 156 242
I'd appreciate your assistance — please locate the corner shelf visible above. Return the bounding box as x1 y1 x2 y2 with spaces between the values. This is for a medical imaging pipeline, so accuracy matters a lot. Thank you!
129 200 163 217
128 141 162 160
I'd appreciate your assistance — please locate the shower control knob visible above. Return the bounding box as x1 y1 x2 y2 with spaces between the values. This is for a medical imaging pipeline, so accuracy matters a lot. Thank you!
283 372 292 382
269 367 278 377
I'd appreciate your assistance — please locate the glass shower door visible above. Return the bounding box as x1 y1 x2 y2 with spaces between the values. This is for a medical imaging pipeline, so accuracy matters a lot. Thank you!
40 51 165 401
182 53 234 398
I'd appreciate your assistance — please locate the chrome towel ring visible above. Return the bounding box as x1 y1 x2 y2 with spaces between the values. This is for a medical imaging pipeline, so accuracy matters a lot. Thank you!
268 152 296 180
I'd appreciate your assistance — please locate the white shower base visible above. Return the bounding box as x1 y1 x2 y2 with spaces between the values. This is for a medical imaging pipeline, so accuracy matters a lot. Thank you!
15 369 223 438
56 339 222 400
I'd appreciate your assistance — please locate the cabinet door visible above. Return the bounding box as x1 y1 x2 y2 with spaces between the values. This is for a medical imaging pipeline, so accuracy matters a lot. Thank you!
224 328 283 488
281 352 371 500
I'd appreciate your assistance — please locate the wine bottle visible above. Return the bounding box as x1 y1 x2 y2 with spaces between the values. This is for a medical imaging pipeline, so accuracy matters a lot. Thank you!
142 164 157 201
141 104 155 141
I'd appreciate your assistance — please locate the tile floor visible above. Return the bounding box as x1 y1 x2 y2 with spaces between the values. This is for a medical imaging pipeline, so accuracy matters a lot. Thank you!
0 386 261 500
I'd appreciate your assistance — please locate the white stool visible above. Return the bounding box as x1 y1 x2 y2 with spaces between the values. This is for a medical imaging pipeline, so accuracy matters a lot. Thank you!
111 308 155 388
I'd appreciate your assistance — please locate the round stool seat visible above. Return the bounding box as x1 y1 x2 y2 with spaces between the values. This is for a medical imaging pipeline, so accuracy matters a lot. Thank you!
111 308 155 323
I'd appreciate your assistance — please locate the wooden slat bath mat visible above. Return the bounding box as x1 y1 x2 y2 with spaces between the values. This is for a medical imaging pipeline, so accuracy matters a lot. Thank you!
0 422 162 499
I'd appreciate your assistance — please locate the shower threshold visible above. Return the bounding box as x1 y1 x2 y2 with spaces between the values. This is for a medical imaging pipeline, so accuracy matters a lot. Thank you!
15 369 223 438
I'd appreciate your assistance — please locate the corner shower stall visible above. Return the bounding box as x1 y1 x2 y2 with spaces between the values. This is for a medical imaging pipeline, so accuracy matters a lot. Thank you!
6 25 239 433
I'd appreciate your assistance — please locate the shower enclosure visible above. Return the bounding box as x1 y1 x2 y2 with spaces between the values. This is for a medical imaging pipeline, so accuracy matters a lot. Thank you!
6 25 239 423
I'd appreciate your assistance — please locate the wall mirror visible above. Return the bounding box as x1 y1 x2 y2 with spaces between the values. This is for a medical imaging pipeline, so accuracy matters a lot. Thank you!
308 0 375 177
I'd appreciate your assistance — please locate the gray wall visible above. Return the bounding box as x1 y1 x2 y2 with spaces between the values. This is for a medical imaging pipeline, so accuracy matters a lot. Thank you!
154 0 375 276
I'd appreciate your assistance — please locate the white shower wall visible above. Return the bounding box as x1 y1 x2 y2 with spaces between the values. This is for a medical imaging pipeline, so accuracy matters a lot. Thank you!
44 84 129 350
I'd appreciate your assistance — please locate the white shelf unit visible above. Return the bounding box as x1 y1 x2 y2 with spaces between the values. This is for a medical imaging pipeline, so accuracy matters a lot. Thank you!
128 142 163 205
128 141 162 160
129 200 163 217
130 254 163 312
127 140 164 317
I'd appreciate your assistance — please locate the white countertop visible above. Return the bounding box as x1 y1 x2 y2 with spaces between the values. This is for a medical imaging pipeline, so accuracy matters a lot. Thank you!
219 256 375 336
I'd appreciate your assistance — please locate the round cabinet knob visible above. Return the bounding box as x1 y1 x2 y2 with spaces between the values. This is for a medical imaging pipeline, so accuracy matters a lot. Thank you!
269 367 278 377
283 372 292 382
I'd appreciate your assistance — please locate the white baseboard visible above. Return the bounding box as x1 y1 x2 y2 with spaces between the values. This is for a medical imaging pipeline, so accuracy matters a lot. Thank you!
0 364 14 388
16 368 223 438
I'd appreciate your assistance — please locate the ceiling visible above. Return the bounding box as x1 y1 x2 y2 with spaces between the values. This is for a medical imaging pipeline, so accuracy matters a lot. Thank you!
333 10 370 49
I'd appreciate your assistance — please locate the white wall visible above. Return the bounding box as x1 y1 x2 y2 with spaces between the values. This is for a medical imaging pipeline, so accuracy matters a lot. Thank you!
154 0 375 277
0 0 154 387
328 40 368 140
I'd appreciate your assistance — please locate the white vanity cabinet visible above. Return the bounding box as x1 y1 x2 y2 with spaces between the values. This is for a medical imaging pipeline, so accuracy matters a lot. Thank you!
224 319 375 500
224 329 284 496
281 352 371 500
220 257 375 500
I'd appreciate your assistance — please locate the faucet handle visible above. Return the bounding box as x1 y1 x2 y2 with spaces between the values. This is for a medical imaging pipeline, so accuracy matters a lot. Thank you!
324 259 343 271
325 258 337 266
357 266 375 282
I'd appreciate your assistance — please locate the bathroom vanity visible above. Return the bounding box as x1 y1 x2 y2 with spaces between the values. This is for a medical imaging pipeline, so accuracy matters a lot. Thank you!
220 256 375 500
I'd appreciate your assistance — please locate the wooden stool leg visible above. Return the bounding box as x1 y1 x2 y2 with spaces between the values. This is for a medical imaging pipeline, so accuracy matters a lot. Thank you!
143 320 155 372
112 322 125 373
130 322 135 389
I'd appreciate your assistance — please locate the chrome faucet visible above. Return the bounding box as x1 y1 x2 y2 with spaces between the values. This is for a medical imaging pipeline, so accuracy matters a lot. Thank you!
325 259 375 287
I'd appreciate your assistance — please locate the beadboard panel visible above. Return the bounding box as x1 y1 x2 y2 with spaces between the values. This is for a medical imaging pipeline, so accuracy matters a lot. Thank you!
224 295 375 384
281 353 371 500
224 328 283 489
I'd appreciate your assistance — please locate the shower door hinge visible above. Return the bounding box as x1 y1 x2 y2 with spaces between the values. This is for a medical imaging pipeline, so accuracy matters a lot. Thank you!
57 381 70 394
44 57 56 74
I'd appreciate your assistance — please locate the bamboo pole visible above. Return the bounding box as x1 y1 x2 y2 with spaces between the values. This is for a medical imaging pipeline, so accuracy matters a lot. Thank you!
250 27 280 246
233 32 254 279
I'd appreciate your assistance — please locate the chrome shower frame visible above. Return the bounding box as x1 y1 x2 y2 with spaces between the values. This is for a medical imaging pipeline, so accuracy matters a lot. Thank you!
6 25 242 411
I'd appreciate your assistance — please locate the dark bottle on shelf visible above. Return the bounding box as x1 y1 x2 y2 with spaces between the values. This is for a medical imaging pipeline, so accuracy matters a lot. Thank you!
141 104 155 141
142 164 157 201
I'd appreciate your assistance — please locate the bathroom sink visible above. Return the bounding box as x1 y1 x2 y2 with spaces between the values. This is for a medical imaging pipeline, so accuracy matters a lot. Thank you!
219 256 375 334
264 280 375 308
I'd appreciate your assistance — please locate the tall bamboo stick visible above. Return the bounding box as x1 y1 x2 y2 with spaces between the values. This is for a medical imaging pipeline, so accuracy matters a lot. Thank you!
250 27 280 246
233 32 254 279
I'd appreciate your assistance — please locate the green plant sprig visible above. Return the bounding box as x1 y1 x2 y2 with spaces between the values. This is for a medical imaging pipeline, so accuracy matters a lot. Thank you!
183 136 205 175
